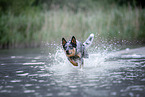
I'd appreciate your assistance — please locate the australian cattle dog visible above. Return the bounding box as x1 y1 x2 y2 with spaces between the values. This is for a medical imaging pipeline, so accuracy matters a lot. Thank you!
62 34 94 68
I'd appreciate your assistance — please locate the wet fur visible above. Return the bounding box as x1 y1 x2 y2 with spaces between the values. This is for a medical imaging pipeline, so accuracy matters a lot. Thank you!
62 36 87 68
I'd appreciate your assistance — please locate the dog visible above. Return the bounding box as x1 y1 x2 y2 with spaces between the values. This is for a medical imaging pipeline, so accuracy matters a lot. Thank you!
62 34 94 68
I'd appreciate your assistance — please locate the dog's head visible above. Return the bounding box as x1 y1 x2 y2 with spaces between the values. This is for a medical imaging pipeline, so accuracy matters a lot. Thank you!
62 36 77 57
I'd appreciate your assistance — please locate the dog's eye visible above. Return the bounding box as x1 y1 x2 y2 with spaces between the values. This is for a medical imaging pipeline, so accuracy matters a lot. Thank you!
69 46 73 49
63 45 67 49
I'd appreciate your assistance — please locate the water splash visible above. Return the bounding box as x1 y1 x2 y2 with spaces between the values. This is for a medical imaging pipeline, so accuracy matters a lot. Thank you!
44 42 122 75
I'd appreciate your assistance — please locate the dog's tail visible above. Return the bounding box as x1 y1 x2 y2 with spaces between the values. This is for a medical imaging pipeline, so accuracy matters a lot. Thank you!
83 33 94 49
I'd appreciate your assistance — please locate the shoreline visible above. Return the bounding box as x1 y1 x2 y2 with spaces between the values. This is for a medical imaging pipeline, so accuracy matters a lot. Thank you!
117 46 145 55
109 46 145 57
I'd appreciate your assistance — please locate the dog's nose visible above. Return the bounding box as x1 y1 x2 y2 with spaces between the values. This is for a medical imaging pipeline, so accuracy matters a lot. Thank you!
66 50 69 54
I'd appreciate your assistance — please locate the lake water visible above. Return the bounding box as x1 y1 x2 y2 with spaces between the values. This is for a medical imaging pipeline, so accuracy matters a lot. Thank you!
0 45 145 97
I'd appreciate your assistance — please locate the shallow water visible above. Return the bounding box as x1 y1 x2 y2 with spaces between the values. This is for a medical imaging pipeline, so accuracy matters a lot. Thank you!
0 46 145 97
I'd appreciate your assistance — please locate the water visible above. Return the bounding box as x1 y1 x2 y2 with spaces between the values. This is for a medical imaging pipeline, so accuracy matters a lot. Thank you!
0 46 145 97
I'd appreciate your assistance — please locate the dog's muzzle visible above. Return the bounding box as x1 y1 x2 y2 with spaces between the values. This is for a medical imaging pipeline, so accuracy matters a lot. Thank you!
66 50 72 55
66 50 69 54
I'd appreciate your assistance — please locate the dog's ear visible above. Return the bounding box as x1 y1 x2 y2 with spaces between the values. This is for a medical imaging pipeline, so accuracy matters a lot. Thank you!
71 36 76 47
62 38 67 48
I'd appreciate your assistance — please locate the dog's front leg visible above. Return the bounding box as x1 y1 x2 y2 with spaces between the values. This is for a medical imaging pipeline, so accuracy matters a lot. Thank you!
80 58 84 68
68 58 78 66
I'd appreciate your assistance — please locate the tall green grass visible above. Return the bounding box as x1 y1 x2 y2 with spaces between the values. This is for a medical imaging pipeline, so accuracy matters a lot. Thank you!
0 6 145 48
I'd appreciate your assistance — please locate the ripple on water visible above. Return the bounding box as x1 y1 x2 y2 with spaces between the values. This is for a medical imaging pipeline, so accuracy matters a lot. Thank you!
24 90 35 93
0 86 3 89
0 90 11 93
120 85 145 97
10 80 21 83
11 56 23 59
11 56 16 58
16 71 24 73
25 84 33 87
69 85 77 89
35 86 40 89
58 92 71 96
29 74 38 77
121 85 145 92
38 80 46 83
5 86 13 88
0 63 5 65
141 78 145 81
121 54 144 58
39 73 52 77
17 73 29 76
46 93 53 96
83 88 110 97
23 62 45 65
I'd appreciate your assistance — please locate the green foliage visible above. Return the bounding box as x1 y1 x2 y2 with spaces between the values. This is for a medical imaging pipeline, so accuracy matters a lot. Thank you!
42 7 143 42
0 12 44 48
0 0 37 15
0 0 145 48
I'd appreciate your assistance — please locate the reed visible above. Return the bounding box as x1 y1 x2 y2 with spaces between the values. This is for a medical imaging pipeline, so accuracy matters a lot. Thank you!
0 6 145 48
40 7 145 43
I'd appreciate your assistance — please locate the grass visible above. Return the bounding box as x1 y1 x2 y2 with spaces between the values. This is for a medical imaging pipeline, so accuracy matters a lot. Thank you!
0 6 145 48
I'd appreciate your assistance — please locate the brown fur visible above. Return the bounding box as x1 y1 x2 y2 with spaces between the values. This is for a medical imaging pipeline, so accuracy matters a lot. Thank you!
62 36 83 67
65 48 76 57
